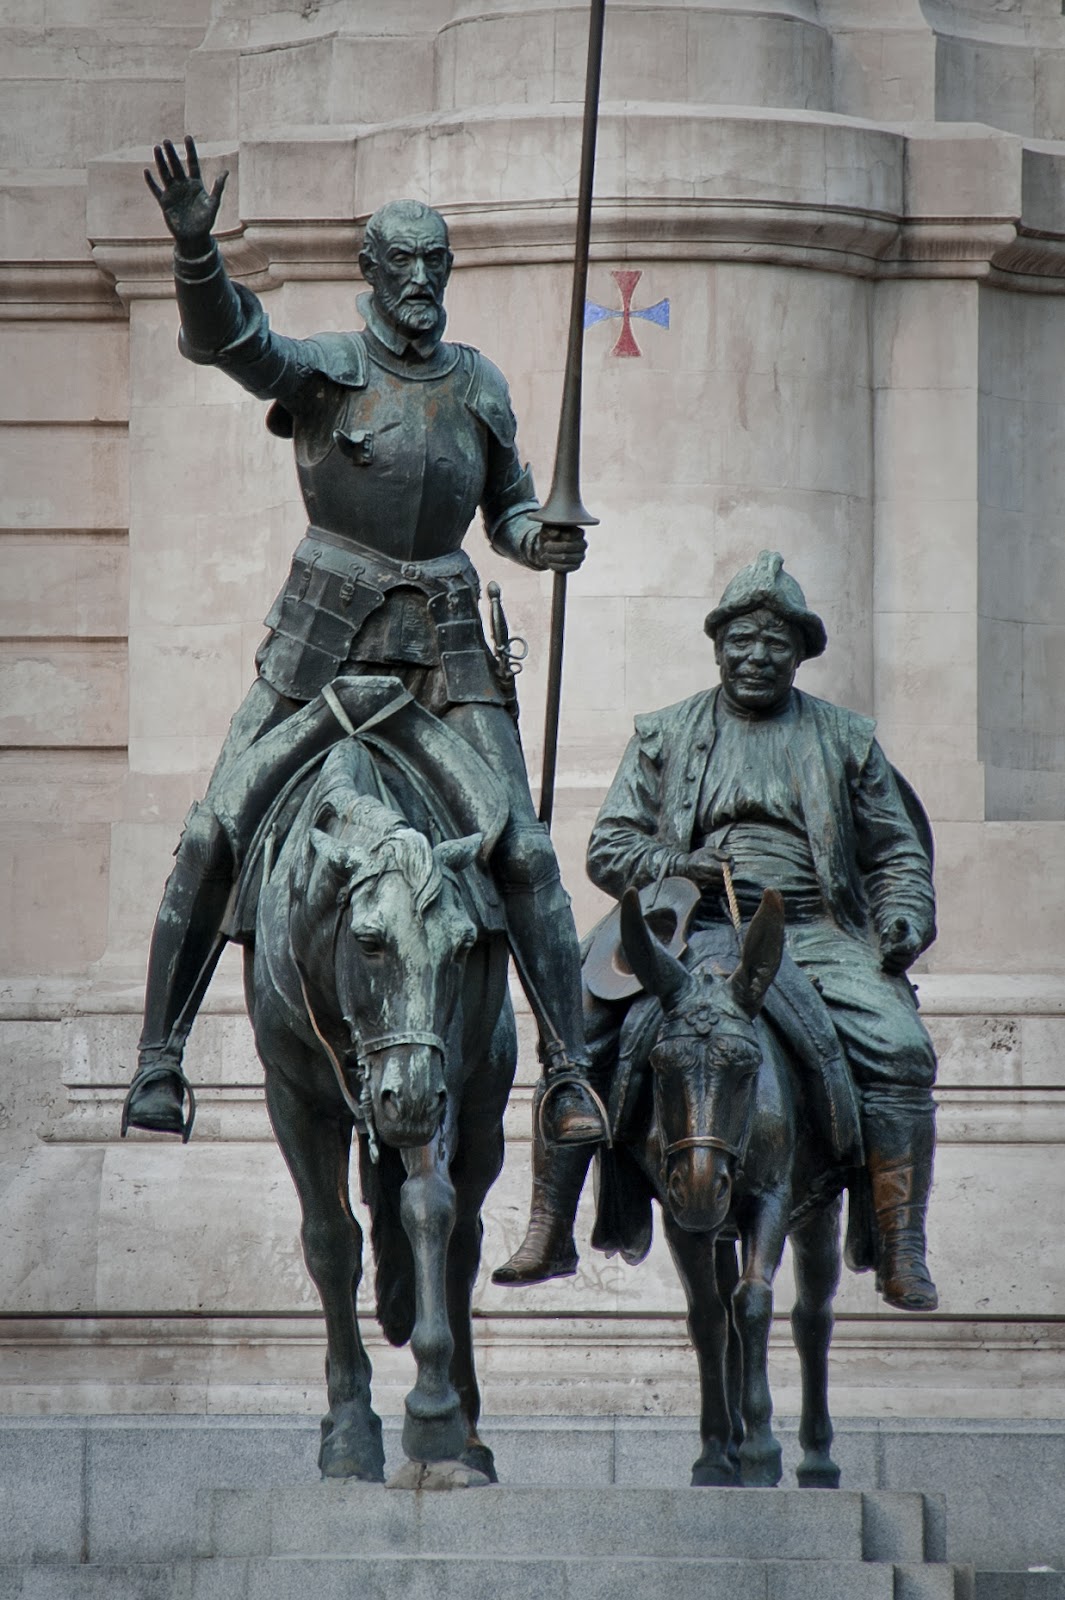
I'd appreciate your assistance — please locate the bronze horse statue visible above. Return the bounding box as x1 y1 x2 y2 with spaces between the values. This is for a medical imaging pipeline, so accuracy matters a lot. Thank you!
247 725 515 1485
597 886 850 1489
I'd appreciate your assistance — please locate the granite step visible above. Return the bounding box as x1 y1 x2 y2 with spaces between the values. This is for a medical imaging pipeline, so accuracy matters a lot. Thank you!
1 1554 972 1600
976 1576 1065 1600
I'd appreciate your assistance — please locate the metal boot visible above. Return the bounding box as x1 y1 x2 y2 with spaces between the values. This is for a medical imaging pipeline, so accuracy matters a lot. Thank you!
498 831 607 1146
121 804 233 1140
863 1087 939 1312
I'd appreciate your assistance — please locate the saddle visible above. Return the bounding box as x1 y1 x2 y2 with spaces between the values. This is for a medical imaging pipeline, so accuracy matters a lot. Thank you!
590 911 863 1169
587 919 864 1269
222 676 510 944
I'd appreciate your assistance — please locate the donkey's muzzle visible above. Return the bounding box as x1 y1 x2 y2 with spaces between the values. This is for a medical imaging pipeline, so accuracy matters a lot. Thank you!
664 1140 733 1233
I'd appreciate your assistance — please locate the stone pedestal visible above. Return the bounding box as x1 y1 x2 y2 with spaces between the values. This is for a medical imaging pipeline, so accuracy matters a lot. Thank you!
1 0 1064 1429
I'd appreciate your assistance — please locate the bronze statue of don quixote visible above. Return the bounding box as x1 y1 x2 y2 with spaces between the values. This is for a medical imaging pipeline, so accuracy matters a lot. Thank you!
123 0 940 1492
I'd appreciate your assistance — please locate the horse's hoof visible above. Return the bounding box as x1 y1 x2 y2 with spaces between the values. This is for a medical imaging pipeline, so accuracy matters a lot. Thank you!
460 1442 498 1484
691 1459 740 1488
797 1457 841 1489
386 1458 492 1491
739 1441 783 1488
318 1406 385 1482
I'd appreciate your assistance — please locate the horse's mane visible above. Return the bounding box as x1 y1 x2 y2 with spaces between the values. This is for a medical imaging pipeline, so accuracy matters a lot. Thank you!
315 782 444 917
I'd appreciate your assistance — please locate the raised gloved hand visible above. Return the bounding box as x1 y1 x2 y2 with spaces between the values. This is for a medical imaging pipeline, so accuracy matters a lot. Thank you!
145 136 229 256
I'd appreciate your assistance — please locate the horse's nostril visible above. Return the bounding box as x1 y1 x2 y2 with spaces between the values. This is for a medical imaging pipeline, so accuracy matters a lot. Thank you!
380 1089 398 1118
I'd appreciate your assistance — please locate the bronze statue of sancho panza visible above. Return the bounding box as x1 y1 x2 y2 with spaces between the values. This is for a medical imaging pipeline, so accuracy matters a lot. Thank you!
496 552 940 1312
123 137 603 1147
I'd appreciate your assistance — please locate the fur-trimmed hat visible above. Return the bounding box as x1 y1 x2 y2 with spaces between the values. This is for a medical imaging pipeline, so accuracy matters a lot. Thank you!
703 550 827 660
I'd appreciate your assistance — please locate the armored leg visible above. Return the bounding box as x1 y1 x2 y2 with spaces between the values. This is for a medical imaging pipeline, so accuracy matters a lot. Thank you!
861 1086 938 1312
123 803 233 1137
445 702 605 1146
493 816 605 1143
123 677 298 1138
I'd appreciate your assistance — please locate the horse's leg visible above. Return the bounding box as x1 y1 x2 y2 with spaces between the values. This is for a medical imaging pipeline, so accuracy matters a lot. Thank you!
791 1197 843 1488
445 1016 513 1484
396 1138 468 1468
733 1191 788 1487
663 1214 738 1487
715 1236 744 1473
263 1069 384 1481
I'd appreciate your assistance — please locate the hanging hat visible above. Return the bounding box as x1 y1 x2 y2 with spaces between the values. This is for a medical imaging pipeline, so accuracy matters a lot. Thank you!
703 550 827 660
584 876 700 1002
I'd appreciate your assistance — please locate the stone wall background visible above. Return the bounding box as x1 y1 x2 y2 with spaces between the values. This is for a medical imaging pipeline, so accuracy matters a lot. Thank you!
2 0 1064 1418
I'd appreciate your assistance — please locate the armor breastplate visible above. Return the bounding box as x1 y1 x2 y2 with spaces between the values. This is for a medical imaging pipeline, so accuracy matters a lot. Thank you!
294 348 489 562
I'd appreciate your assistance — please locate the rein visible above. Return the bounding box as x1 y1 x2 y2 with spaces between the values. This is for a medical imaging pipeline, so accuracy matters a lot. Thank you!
297 967 379 1163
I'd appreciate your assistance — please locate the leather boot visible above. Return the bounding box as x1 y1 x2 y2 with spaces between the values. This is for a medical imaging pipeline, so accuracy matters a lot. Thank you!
122 804 232 1139
863 1088 939 1311
493 1080 594 1284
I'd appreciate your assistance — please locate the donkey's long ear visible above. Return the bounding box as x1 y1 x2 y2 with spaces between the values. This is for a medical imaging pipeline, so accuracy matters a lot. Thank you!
620 888 692 1013
729 888 786 1018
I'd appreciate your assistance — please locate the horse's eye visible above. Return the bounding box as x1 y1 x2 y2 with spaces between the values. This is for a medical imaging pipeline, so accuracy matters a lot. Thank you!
354 932 385 957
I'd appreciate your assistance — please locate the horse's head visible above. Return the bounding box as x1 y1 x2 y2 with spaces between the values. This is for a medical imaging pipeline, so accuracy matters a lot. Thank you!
304 794 481 1148
620 886 785 1232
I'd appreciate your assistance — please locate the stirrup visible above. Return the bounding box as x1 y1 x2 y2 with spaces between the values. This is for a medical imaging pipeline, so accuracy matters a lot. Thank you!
121 1061 197 1143
537 1072 611 1149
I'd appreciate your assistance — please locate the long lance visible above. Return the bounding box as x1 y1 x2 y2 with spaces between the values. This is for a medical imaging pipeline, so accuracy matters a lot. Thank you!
532 0 606 830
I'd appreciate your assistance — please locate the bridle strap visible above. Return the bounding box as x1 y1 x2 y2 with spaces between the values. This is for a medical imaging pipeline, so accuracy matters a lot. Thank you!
357 1029 447 1058
663 1133 737 1160
297 967 370 1135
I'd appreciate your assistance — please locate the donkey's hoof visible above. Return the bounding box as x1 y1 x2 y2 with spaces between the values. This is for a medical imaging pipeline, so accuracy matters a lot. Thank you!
797 1455 841 1489
387 1458 492 1491
460 1442 498 1484
318 1405 385 1482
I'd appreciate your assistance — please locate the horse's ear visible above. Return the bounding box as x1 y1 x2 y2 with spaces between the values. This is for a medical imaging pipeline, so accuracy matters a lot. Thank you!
310 827 357 876
620 887 692 1012
433 833 483 875
729 889 785 1018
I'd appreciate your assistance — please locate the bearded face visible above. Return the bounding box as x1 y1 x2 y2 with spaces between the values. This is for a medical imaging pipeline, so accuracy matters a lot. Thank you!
361 213 452 339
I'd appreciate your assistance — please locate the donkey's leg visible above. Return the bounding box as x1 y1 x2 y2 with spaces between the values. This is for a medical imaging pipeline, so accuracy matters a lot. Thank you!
397 1140 467 1466
734 1192 789 1488
264 1070 384 1482
663 1215 738 1487
791 1197 843 1488
715 1237 744 1473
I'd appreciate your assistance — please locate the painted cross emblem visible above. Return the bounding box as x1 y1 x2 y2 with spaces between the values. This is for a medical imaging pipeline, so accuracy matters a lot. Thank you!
585 269 670 358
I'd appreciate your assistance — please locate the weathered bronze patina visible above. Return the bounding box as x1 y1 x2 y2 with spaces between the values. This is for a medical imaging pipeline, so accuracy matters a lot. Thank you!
123 138 604 1150
497 550 940 1320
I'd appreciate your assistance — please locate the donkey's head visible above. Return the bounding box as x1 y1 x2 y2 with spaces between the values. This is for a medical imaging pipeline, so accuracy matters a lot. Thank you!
620 887 785 1232
304 793 481 1148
